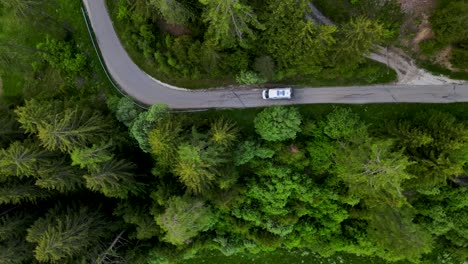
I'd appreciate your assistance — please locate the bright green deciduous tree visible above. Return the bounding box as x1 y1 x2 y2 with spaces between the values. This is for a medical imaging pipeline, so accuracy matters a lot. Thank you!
115 97 142 127
130 104 169 153
36 37 87 75
155 195 217 246
334 139 413 207
323 107 368 142
254 106 302 141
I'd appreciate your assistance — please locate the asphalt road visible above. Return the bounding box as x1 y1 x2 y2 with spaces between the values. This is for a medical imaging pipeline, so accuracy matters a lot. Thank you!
82 0 468 109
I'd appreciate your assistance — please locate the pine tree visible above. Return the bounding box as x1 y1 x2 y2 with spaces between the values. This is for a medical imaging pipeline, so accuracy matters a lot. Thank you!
147 0 194 26
70 142 114 171
26 205 107 263
200 0 264 48
0 179 50 205
37 107 112 153
334 139 414 207
35 158 85 193
0 239 34 264
14 99 63 134
333 17 388 67
83 159 143 199
209 118 238 147
0 141 51 179
148 118 182 169
0 107 23 148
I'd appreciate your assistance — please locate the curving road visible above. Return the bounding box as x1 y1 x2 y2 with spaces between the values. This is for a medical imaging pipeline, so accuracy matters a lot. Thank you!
82 0 468 109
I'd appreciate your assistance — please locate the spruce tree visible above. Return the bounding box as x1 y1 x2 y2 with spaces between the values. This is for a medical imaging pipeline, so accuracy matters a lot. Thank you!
26 205 107 263
83 159 143 199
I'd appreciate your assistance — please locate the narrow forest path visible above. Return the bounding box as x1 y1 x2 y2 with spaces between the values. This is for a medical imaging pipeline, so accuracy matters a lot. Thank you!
307 3 465 85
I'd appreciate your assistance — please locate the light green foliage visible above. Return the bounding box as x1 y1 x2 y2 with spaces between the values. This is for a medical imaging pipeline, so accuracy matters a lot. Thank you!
115 97 142 127
36 37 87 75
174 143 217 195
414 187 468 249
235 71 266 85
14 99 63 134
209 118 238 147
147 0 193 25
70 143 114 171
254 106 302 141
0 141 49 179
323 108 367 142
83 158 143 199
155 196 217 246
200 0 264 48
148 118 182 168
37 107 112 153
130 104 169 153
26 205 106 263
334 139 413 207
234 140 275 166
172 125 232 194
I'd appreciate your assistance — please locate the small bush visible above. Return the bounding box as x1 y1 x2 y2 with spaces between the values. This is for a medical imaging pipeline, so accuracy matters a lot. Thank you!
419 39 444 56
253 56 275 80
235 71 266 85
451 45 468 69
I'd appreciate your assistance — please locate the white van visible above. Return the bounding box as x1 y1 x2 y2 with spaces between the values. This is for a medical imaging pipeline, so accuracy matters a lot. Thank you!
262 88 292 100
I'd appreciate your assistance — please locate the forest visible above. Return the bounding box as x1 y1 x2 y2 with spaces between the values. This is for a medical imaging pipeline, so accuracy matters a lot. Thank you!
0 0 467 264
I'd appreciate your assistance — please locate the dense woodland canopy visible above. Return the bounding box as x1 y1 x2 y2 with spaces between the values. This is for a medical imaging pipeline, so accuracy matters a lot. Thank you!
0 0 467 264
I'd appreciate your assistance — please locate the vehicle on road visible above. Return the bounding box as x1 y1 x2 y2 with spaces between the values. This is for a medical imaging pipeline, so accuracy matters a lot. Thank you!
262 88 293 100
